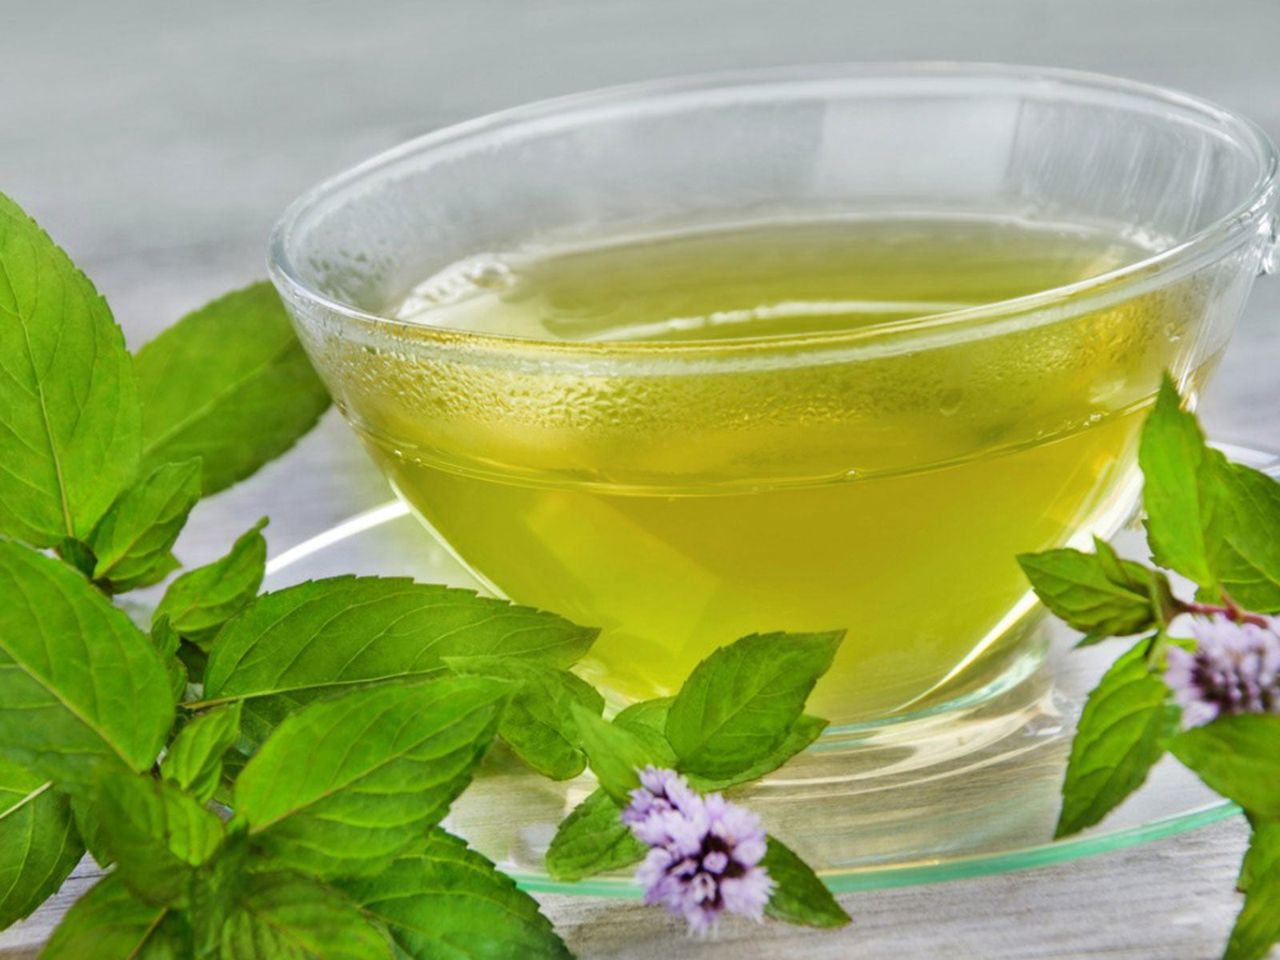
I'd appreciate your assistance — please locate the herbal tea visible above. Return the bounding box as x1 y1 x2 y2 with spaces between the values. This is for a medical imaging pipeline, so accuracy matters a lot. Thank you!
339 218 1213 724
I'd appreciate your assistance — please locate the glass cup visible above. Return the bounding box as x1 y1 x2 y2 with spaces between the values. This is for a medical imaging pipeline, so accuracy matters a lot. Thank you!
270 64 1278 730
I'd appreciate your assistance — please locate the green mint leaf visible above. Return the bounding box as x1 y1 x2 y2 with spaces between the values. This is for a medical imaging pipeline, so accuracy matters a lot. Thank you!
690 715 827 791
761 836 851 928
135 282 329 495
151 616 188 703
40 875 189 959
613 697 673 732
0 759 83 929
1056 637 1180 837
87 459 201 592
233 677 508 879
0 541 173 787
93 772 225 906
665 631 843 780
1139 375 1218 586
612 697 822 789
55 537 97 578
160 703 242 804
1017 547 1161 643
1226 819 1280 960
219 871 390 960
443 655 604 780
611 698 678 769
70 795 112 868
152 518 267 648
572 703 664 804
1170 715 1280 818
1202 459 1280 613
186 829 250 959
545 787 646 882
202 577 595 745
0 192 140 548
152 614 180 659
341 828 570 960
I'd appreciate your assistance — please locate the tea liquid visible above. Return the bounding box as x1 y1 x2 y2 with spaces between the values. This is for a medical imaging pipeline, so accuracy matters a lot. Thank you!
360 218 1203 723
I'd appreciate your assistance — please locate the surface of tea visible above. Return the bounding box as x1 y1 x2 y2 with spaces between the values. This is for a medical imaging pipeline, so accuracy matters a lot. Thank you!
357 217 1207 724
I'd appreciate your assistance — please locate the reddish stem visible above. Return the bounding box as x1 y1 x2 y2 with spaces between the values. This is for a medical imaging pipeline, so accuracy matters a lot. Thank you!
1174 599 1270 628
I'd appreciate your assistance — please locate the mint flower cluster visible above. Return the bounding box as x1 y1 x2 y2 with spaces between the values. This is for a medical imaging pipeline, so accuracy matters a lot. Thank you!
1165 614 1280 727
622 767 774 932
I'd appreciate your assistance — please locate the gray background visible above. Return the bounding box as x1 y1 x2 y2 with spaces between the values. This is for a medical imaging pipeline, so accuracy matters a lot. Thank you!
2 1 1278 957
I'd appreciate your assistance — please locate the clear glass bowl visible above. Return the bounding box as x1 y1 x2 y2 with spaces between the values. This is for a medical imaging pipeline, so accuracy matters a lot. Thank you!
269 64 1278 729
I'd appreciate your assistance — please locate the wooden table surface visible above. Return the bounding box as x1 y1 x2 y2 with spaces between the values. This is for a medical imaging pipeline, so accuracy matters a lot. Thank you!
3 2 1279 957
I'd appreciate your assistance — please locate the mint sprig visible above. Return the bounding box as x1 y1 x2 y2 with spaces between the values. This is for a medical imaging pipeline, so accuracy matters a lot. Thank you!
1023 373 1280 960
0 190 849 954
549 630 851 928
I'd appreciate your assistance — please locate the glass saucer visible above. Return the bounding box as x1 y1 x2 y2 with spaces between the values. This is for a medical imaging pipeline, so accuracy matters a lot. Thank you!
263 443 1277 896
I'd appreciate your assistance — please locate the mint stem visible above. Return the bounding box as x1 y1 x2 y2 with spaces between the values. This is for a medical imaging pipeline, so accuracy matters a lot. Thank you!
1174 596 1270 628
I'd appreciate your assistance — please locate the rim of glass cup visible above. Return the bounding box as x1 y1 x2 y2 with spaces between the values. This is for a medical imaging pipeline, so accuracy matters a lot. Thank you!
268 61 1279 357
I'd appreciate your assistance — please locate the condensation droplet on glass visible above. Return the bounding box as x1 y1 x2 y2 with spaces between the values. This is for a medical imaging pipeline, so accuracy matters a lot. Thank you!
939 387 963 416
466 258 515 290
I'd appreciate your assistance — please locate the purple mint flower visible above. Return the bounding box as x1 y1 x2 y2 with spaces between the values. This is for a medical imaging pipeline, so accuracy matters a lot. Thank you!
1165 615 1280 727
623 766 774 933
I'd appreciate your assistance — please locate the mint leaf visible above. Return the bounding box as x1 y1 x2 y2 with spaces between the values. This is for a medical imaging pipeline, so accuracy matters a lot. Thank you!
1139 375 1218 586
1056 637 1180 837
70 795 111 868
690 715 827 791
342 829 570 959
202 577 595 745
41 875 188 959
233 677 508 879
134 282 329 495
572 703 663 804
0 758 83 929
444 655 604 780
219 871 390 960
161 703 242 804
87 459 201 592
613 697 673 733
1203 460 1280 613
153 518 267 648
761 836 850 928
612 697 821 789
1170 715 1280 818
612 698 678 770
151 616 188 703
1135 381 1280 609
0 541 172 787
1226 819 1280 960
665 631 843 780
0 192 140 547
1018 547 1161 643
545 787 645 882
93 772 225 906
186 830 249 959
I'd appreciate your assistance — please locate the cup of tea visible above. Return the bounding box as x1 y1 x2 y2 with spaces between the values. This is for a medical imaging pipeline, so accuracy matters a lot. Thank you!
270 63 1278 729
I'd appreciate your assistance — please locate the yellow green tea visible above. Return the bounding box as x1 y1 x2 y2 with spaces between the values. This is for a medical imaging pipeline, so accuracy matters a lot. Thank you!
338 218 1211 724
